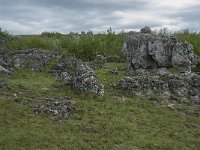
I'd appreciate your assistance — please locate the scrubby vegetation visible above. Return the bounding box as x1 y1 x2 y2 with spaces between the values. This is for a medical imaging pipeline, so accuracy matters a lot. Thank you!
4 28 125 61
1 63 200 150
2 28 200 61
3 27 200 71
1 28 200 149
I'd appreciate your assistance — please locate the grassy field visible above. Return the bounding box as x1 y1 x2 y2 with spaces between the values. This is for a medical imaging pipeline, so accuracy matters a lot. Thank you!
1 28 200 149
1 63 200 150
1 28 200 72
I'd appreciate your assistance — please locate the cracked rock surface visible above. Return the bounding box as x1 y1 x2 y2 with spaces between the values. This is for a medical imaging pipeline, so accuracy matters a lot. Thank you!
52 56 104 96
0 49 58 73
119 27 200 104
122 27 200 74
34 100 75 119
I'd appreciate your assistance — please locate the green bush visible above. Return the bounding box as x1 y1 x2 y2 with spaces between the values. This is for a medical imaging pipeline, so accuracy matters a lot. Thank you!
5 29 125 60
0 28 11 45
175 31 200 56
3 28 200 62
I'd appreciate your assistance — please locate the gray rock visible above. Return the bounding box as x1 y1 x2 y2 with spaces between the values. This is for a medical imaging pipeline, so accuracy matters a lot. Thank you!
7 49 57 71
89 54 107 69
0 80 11 89
53 56 104 96
116 72 200 104
34 100 75 119
172 42 198 72
0 65 10 76
140 26 152 34
0 49 58 72
123 27 200 74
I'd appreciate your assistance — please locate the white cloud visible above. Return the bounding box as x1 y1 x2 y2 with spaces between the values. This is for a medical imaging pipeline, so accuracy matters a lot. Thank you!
0 0 199 34
150 0 200 9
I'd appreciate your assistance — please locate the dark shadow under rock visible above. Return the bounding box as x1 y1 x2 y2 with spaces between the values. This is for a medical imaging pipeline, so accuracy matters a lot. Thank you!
0 80 11 89
0 65 10 76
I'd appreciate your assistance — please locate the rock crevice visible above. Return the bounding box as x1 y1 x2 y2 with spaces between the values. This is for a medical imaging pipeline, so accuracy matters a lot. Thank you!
52 56 104 96
119 27 200 104
123 27 200 74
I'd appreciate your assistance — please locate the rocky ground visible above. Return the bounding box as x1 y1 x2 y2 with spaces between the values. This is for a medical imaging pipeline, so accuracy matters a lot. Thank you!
1 27 200 150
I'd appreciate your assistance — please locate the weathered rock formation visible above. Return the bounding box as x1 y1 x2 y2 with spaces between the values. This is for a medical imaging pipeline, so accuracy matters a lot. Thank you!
0 49 58 76
0 49 104 96
3 49 57 71
117 71 200 104
52 56 104 96
89 54 107 69
34 100 75 120
122 27 200 74
119 27 200 104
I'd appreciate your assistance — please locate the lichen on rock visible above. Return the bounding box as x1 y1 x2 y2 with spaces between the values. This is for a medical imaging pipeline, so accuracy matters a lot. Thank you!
52 56 104 97
119 27 200 104
34 100 75 120
122 27 200 74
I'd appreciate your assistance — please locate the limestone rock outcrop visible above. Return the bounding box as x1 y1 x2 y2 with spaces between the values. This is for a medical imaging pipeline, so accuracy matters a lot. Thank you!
119 27 200 104
34 100 75 120
6 49 57 71
0 49 58 73
117 71 200 104
122 27 200 74
52 56 104 97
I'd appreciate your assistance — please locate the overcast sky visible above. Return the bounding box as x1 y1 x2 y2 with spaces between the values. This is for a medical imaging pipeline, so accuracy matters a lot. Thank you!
0 0 200 34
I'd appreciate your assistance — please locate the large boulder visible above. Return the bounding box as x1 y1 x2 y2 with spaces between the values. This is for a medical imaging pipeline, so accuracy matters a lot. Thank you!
120 27 200 104
52 56 104 96
122 27 200 74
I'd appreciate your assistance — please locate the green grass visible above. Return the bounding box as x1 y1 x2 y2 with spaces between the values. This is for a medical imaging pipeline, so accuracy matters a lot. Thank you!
169 67 181 75
2 29 200 73
1 63 200 150
4 31 125 61
176 32 200 56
